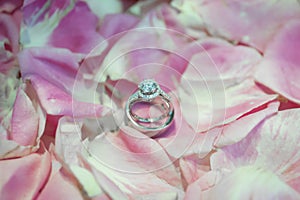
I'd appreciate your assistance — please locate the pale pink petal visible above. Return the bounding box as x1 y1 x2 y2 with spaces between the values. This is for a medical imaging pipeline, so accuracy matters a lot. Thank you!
0 68 20 124
184 171 220 199
10 85 39 145
0 10 21 72
18 47 79 92
179 40 276 132
1 80 46 158
172 0 300 51
54 118 119 199
81 8 213 89
87 126 181 186
49 2 103 54
255 20 300 104
179 155 210 186
22 0 71 26
85 0 126 19
0 13 20 55
99 14 139 38
214 101 279 147
203 166 300 200
204 109 300 198
18 46 110 116
86 153 184 199
179 74 276 132
156 92 218 160
20 0 73 48
54 117 85 165
184 181 202 200
0 0 23 13
0 138 37 159
0 152 51 199
87 165 129 200
37 168 85 200
89 25 192 90
27 75 110 117
129 0 169 16
54 116 183 198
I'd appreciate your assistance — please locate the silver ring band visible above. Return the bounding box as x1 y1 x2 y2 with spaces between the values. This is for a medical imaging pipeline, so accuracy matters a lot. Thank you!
125 79 174 137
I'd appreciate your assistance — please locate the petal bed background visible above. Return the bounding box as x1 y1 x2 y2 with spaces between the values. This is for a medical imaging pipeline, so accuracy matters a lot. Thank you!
0 0 300 199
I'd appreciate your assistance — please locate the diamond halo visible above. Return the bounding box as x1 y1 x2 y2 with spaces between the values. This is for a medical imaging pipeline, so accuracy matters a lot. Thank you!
138 79 161 100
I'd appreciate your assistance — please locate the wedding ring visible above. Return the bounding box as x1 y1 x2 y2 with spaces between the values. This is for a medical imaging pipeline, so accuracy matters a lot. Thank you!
125 79 174 137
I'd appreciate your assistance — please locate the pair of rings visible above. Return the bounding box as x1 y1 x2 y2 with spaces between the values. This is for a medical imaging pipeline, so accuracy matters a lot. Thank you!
125 79 174 137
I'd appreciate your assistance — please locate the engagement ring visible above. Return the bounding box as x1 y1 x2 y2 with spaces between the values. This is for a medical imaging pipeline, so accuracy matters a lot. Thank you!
125 79 174 137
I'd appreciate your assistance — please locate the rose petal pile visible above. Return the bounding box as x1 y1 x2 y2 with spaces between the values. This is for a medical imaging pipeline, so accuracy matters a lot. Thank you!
1 0 300 199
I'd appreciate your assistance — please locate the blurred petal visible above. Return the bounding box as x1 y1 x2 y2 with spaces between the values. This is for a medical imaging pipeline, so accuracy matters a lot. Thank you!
22 0 71 26
55 115 184 198
87 126 182 186
179 154 210 186
0 13 20 52
28 75 110 117
204 166 300 200
0 79 46 158
18 47 79 92
0 68 20 125
21 0 73 48
49 2 104 54
0 0 23 13
85 0 124 19
0 152 51 199
172 0 300 51
255 20 300 104
179 40 276 132
0 138 37 159
99 14 139 38
89 27 190 91
37 167 85 200
0 12 21 64
204 109 300 198
214 101 279 147
10 82 45 146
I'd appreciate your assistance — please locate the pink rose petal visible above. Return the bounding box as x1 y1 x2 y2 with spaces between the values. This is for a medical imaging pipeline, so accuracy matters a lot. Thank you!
1 80 45 158
203 166 300 200
49 2 103 54
18 47 79 92
99 14 139 38
198 109 300 198
28 75 110 117
179 40 276 132
0 152 51 199
0 12 20 64
184 171 221 199
0 13 20 55
37 168 85 200
21 0 73 48
156 92 218 160
172 0 300 51
87 125 182 187
22 0 71 26
0 138 37 159
10 85 40 145
54 116 184 198
214 101 279 147
12 81 46 147
179 154 210 186
255 20 300 104
0 0 23 13
88 25 191 90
